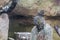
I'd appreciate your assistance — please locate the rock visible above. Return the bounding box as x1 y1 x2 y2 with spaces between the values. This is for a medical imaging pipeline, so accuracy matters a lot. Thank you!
8 37 14 40
0 0 9 7
10 0 60 16
0 13 9 40
10 0 39 16
1 0 60 16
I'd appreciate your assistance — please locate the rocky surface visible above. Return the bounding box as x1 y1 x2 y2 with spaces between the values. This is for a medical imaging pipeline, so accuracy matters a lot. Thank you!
10 0 60 16
0 13 9 40
8 0 60 28
1 0 60 16
0 0 9 7
1 0 60 30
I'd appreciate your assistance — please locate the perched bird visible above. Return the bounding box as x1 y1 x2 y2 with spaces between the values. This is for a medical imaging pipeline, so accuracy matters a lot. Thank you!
0 0 17 13
33 10 45 32
31 10 53 40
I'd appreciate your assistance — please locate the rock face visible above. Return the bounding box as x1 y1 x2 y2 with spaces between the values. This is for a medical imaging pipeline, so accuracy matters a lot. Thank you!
1 0 60 16
11 0 38 16
11 0 60 16
0 0 9 7
8 0 60 27
0 13 9 40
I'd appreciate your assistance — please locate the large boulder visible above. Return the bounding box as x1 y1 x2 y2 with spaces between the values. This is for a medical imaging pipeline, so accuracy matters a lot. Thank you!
10 0 60 16
11 0 38 16
1 0 60 16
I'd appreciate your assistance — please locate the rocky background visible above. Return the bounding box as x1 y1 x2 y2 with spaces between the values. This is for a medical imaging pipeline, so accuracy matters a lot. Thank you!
0 0 60 40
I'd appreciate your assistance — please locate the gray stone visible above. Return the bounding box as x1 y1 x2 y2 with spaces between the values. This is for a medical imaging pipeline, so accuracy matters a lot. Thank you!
0 13 9 40
31 23 53 40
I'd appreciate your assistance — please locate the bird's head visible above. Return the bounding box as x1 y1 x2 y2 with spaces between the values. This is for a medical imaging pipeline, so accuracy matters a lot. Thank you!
38 10 44 17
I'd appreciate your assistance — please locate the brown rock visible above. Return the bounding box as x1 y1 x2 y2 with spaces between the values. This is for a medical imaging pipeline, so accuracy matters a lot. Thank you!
0 0 9 7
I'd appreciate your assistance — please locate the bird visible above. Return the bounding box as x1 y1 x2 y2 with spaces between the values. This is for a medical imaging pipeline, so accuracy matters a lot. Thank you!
31 10 53 40
33 10 45 32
